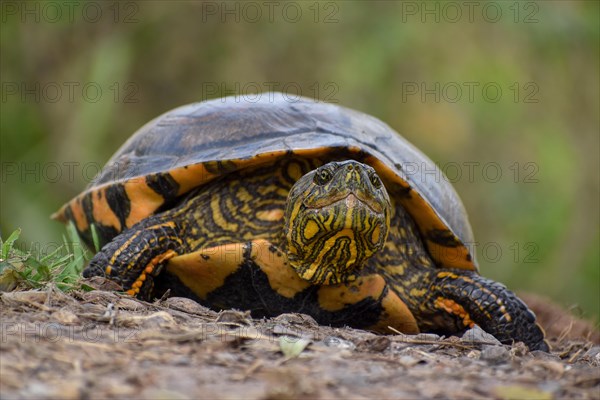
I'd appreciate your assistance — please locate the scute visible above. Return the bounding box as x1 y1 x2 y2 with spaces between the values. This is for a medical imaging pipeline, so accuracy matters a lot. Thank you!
54 93 477 271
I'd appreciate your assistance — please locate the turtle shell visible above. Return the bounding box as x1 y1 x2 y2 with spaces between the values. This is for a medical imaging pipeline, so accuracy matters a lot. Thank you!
53 93 477 271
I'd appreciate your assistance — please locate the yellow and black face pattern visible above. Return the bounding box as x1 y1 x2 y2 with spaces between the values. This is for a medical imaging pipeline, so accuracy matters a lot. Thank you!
284 160 391 285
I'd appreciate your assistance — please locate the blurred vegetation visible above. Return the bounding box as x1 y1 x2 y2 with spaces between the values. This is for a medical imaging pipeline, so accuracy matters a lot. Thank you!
0 225 92 292
1 1 598 321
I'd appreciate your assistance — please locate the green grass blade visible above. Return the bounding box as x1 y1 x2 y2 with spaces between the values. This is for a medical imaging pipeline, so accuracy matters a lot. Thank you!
1 228 21 260
90 223 101 253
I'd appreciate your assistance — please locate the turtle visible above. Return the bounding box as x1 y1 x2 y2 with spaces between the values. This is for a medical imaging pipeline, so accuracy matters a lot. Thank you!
53 93 549 351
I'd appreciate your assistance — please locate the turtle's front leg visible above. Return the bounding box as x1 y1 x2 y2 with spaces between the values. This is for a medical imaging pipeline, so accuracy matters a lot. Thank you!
83 217 185 299
402 269 549 351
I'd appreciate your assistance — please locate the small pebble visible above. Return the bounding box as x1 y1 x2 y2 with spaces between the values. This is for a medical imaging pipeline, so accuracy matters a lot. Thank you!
480 345 510 364
323 336 356 350
397 355 420 367
466 350 481 359
461 325 502 346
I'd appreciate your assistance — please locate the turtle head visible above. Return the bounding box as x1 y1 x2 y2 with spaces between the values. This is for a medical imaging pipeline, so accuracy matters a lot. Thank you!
283 160 391 285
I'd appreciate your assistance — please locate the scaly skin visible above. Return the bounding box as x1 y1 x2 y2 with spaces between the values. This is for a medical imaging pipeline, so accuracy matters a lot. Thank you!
417 269 548 351
84 157 549 351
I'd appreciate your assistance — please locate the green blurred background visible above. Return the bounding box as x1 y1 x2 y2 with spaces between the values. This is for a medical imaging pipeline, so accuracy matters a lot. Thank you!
1 1 598 321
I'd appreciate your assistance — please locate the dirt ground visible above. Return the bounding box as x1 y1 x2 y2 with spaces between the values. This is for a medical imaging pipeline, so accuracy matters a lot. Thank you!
1 286 599 400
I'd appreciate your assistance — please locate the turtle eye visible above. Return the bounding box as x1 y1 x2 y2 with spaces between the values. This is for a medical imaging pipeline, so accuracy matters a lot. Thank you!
369 172 382 189
314 168 333 186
